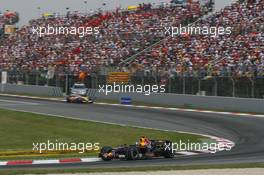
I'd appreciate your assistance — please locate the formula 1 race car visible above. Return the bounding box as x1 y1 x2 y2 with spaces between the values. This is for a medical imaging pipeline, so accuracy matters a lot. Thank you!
99 137 174 161
66 94 94 103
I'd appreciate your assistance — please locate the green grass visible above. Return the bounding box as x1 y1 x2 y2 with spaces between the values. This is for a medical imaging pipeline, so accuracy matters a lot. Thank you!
0 108 204 160
1 163 264 175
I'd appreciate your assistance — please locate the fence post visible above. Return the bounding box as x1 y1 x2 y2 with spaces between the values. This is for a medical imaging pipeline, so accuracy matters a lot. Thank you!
231 77 235 97
183 76 186 94
46 74 49 86
168 78 172 93
198 77 201 94
214 77 218 96
55 74 59 87
16 72 19 84
25 73 29 85
155 74 158 85
65 74 69 95
91 74 98 89
35 72 39 85
249 77 255 98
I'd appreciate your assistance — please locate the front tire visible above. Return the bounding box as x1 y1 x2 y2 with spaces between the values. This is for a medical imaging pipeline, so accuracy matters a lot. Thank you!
100 146 113 161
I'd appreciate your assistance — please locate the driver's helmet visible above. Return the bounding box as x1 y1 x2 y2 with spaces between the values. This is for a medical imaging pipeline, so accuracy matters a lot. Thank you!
139 136 150 148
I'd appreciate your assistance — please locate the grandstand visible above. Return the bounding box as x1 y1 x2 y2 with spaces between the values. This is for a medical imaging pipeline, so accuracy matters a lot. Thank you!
129 0 264 78
0 0 263 98
0 1 207 75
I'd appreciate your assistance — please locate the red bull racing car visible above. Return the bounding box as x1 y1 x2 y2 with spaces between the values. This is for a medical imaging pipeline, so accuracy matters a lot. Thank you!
99 137 174 161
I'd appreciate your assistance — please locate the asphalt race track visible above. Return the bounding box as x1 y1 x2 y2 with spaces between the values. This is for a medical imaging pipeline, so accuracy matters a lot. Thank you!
0 96 264 170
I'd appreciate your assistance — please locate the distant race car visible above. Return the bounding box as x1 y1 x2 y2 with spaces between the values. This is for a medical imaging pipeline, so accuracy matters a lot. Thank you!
66 94 93 103
70 83 88 96
99 137 174 161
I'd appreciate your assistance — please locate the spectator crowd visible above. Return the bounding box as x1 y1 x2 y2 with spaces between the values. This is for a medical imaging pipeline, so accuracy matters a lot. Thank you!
0 1 204 77
131 0 264 78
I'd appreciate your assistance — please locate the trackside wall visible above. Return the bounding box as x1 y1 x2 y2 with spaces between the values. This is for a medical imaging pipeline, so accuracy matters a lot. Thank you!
0 84 63 97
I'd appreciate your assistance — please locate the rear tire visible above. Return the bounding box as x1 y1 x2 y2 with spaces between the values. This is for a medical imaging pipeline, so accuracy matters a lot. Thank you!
126 146 139 160
163 141 174 158
163 150 174 158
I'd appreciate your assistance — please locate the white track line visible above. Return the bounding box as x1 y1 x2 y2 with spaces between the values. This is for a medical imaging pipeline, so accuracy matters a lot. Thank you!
33 160 59 165
176 151 201 156
0 158 101 166
0 162 7 166
81 158 101 162
0 99 39 105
